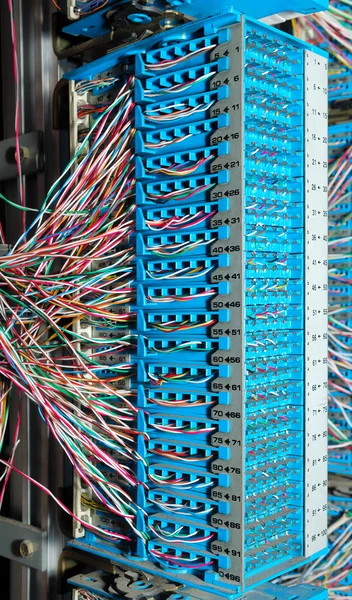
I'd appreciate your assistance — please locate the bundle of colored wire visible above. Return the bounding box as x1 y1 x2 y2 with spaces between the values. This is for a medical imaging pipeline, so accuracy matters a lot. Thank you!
276 500 352 598
0 76 144 542
328 143 352 451
0 37 228 564
293 1 352 69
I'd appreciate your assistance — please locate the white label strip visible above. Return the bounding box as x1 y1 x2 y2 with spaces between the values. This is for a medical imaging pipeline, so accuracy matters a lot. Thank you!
304 50 328 557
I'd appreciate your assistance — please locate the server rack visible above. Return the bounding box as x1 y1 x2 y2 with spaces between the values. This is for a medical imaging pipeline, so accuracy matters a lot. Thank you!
0 2 330 599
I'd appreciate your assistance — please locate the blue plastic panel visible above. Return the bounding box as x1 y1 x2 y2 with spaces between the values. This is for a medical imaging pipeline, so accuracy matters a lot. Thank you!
64 11 328 600
64 0 328 37
162 0 329 19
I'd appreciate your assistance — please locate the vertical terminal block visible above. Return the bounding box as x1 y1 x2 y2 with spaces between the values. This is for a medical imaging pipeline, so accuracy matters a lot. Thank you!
327 121 352 475
64 11 328 598
68 73 136 539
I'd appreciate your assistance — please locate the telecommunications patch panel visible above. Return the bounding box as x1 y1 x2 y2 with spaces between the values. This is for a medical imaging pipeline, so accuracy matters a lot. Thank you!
69 570 328 600
64 11 328 599
328 120 352 476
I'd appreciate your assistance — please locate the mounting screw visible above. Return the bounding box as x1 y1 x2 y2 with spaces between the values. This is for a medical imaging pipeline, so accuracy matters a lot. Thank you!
19 540 34 559
17 146 30 163
6 145 30 165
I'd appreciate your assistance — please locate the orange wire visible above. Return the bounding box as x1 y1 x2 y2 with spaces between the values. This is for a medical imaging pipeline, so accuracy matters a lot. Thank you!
51 0 61 10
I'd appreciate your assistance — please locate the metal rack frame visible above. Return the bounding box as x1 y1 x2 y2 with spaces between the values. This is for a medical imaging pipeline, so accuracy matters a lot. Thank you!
0 1 68 598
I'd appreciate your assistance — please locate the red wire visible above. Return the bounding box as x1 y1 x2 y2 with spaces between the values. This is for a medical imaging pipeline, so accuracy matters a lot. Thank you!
0 222 6 244
7 0 25 235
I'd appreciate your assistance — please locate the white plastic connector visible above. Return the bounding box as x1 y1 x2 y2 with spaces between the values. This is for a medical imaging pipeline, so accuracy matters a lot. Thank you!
71 251 94 537
69 80 90 161
73 472 94 538
67 0 79 20
67 0 105 20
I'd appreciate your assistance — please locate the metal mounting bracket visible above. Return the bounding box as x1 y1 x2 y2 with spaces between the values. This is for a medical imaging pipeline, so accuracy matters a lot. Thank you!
70 569 184 600
0 516 47 571
53 2 191 60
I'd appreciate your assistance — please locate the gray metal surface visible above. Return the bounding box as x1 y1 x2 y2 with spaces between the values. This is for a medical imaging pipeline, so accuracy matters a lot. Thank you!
0 516 47 570
0 0 67 598
209 20 245 585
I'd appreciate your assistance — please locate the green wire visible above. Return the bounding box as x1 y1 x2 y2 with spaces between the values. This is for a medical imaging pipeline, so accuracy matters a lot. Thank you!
0 192 89 215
